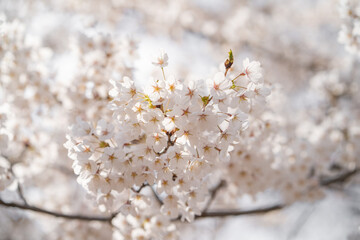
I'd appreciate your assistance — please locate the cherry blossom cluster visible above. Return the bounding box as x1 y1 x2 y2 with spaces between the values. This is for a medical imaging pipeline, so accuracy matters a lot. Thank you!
306 66 360 170
0 16 62 168
49 221 113 240
339 0 360 55
0 17 57 193
63 32 138 122
1 0 360 239
64 52 270 236
112 208 178 239
0 20 106 240
0 17 57 116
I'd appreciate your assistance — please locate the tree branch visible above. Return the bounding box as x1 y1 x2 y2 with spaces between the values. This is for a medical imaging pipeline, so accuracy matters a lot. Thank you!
192 168 359 220
196 204 285 219
0 168 357 222
156 133 176 156
131 183 164 205
131 183 148 193
320 168 359 186
0 198 117 222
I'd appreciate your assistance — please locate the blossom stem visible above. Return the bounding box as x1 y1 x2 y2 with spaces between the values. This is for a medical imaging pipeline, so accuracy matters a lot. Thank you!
231 72 245 82
161 67 166 81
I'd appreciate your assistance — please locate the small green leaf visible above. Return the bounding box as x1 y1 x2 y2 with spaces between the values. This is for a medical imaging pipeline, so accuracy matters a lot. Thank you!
200 95 212 107
228 49 234 64
99 141 110 148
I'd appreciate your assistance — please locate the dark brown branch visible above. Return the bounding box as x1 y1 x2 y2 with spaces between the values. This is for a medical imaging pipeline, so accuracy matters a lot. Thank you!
156 133 176 156
190 168 359 220
131 183 148 193
320 168 359 186
130 183 163 205
196 204 285 219
131 182 165 206
0 168 358 223
0 198 117 222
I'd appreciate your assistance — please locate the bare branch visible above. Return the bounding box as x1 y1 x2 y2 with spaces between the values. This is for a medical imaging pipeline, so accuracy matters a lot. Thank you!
131 183 163 205
0 198 117 222
196 204 285 219
320 168 359 186
0 168 358 223
190 168 360 220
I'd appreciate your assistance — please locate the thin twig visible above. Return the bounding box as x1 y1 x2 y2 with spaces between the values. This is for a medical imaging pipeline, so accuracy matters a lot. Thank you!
8 163 28 205
16 184 28 205
157 133 176 156
131 183 148 193
150 185 164 205
130 183 163 205
203 180 226 212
